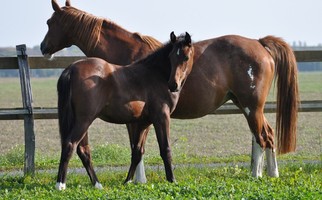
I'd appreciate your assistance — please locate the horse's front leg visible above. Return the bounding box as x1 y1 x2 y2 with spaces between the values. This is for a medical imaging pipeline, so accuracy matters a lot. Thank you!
125 123 150 184
153 111 175 182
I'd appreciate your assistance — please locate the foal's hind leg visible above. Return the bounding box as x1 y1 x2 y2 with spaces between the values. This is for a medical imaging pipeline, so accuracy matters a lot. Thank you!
77 132 103 188
124 123 150 184
133 127 150 183
56 121 91 190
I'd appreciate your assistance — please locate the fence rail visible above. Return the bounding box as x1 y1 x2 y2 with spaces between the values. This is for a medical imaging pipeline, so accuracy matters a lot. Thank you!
1 100 322 120
0 45 322 176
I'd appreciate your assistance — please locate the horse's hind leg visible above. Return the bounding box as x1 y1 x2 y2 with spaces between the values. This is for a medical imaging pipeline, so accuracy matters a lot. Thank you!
231 97 265 177
251 135 264 177
266 147 279 177
77 132 103 188
247 110 278 177
263 117 279 177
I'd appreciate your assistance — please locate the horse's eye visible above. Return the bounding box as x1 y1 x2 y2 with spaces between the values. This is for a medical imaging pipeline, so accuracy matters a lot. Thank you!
184 56 189 61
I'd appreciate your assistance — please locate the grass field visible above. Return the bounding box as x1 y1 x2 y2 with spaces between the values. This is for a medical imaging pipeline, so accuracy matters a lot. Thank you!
0 163 321 199
0 72 321 199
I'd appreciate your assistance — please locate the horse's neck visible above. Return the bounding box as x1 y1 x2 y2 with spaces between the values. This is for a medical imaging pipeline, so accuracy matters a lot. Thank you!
76 21 152 66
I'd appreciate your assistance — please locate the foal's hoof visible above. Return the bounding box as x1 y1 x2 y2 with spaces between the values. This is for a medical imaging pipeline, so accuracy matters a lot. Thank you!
123 179 133 185
167 178 177 183
95 182 103 189
56 182 66 190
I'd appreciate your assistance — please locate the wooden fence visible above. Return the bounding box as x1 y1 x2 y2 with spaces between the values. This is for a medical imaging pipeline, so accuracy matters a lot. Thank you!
0 44 322 176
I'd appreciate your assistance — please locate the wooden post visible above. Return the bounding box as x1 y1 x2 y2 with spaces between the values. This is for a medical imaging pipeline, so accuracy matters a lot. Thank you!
16 44 35 176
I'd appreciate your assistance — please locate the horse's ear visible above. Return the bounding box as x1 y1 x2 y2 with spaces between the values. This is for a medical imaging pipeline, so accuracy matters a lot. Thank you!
185 32 192 45
170 31 176 43
65 0 71 7
52 0 61 11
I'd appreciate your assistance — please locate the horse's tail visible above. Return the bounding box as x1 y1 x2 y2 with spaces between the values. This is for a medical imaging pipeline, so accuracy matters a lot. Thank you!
57 66 74 142
259 36 299 154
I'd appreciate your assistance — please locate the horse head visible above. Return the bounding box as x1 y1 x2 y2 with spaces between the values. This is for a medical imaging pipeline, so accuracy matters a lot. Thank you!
40 0 74 59
168 32 194 92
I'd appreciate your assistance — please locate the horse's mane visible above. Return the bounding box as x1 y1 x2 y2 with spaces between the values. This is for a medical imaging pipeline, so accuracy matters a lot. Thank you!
60 6 104 50
134 33 163 51
59 6 162 51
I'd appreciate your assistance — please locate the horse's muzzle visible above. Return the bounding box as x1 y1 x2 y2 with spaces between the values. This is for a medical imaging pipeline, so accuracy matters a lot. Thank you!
40 42 54 60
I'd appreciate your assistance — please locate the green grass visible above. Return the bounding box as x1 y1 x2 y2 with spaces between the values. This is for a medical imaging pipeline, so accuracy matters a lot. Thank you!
0 72 321 198
0 163 321 199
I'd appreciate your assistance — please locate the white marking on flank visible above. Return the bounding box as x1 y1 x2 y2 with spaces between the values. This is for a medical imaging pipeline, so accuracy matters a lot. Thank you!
247 65 256 89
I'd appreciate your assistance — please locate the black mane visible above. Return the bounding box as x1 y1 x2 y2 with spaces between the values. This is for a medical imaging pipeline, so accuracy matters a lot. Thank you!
134 34 187 72
135 41 173 67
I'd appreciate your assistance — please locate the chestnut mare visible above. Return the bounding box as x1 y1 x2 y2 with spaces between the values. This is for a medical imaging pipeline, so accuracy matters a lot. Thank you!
41 0 299 185
55 32 194 190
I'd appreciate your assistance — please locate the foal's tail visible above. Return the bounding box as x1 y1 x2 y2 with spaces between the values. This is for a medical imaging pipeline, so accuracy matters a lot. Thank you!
259 36 299 154
57 66 74 142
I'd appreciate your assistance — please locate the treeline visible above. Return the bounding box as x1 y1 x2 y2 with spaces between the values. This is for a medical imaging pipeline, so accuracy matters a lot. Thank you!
0 44 321 77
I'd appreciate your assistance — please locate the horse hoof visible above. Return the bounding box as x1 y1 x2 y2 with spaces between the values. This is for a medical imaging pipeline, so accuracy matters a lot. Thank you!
95 182 103 189
134 177 147 184
56 182 66 190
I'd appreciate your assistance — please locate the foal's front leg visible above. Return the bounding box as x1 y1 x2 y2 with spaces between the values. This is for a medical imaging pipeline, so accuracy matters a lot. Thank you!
153 111 175 182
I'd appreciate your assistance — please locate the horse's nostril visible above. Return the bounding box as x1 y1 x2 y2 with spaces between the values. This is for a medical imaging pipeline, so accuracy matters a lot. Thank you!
169 82 178 92
40 42 47 54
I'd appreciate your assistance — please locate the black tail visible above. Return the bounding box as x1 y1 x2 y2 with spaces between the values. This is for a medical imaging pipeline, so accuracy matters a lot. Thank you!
57 66 74 142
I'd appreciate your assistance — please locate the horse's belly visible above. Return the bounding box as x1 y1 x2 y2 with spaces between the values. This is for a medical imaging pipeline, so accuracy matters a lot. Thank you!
171 96 222 119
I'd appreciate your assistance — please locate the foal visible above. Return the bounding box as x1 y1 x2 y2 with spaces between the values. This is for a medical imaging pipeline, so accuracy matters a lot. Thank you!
55 32 194 190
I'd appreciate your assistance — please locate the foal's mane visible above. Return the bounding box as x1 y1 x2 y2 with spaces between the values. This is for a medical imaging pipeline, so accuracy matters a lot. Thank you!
135 41 172 68
59 6 162 51
136 34 187 67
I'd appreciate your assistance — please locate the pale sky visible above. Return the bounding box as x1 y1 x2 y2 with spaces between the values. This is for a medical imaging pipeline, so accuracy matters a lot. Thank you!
0 0 321 47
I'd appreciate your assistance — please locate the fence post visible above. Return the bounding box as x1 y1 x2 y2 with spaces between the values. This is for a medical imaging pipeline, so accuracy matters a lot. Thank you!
16 44 35 176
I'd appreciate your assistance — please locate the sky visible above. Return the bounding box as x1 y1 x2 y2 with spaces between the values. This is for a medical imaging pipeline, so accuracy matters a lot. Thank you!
0 0 321 48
